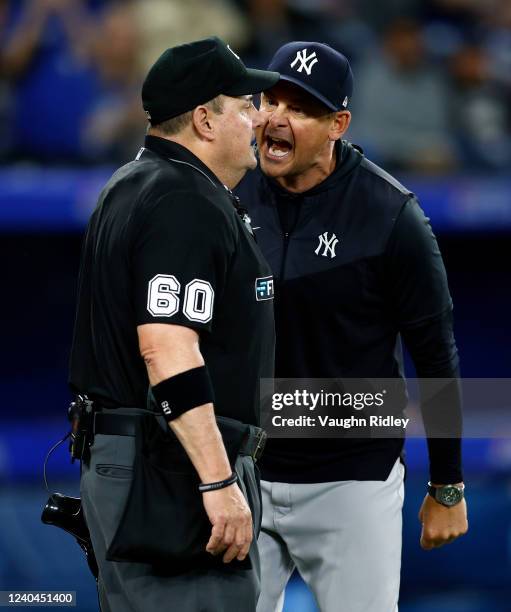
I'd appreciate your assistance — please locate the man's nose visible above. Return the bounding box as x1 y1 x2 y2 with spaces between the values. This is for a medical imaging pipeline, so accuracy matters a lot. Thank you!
267 105 287 128
251 107 265 130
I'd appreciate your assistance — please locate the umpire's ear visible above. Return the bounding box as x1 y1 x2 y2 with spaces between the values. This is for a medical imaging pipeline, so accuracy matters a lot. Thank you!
192 105 216 142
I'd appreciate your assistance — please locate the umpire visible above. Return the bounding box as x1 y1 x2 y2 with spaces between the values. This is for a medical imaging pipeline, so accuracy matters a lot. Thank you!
68 37 278 611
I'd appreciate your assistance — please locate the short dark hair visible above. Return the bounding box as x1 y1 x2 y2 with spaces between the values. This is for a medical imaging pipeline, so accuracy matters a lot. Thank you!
151 96 224 136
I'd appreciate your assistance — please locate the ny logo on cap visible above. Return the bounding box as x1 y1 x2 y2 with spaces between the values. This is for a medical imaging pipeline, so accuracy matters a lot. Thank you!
290 48 319 75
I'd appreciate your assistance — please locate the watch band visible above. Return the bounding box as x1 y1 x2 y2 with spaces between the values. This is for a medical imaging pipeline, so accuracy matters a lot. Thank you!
427 482 465 507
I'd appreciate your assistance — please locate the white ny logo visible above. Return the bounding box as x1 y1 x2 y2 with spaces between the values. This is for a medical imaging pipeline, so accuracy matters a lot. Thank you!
290 49 319 75
315 232 339 258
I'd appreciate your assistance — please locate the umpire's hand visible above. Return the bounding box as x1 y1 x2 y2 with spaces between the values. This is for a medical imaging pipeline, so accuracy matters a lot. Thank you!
202 483 253 563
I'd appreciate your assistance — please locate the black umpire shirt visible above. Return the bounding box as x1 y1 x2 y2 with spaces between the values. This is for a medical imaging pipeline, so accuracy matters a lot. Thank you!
69 135 275 427
236 140 462 484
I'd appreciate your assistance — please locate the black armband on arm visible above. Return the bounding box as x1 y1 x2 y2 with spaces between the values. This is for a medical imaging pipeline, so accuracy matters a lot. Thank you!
152 365 215 423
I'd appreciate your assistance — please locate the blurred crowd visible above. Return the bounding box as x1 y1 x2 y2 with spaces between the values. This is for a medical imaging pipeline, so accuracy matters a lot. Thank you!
0 0 510 173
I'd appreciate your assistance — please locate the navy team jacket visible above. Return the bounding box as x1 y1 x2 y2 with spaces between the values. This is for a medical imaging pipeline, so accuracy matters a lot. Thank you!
235 141 462 484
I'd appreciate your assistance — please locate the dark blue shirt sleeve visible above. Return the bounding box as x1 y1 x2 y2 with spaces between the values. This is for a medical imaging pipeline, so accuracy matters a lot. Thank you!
385 198 463 483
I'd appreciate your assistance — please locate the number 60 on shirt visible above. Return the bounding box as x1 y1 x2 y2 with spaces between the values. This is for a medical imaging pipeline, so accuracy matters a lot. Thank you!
147 274 214 323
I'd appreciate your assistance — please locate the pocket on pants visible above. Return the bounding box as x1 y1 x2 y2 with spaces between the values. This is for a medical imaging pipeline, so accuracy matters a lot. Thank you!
95 464 133 479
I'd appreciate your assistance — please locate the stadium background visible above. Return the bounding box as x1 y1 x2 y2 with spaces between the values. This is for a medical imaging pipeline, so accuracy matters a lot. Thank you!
0 0 510 610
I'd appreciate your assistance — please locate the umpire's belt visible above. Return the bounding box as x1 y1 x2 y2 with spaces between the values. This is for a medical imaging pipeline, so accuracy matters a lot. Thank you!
93 412 267 463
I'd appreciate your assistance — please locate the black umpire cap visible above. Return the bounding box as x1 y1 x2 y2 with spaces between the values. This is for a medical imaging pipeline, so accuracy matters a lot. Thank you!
267 41 353 111
142 37 280 125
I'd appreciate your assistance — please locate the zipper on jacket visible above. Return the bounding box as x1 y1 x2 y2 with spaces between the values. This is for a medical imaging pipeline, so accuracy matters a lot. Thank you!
275 193 303 281
280 232 290 280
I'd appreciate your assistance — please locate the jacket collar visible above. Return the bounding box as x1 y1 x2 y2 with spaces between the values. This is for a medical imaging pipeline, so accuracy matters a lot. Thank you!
265 140 364 199
143 135 224 189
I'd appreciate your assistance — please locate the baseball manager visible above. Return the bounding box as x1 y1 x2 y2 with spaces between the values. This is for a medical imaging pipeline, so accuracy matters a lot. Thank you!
236 41 468 612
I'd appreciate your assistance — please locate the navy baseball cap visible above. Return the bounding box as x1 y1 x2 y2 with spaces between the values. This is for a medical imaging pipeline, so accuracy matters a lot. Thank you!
142 37 280 124
267 41 353 111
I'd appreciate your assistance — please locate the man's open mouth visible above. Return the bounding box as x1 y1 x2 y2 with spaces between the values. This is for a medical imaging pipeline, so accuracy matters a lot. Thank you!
266 136 293 159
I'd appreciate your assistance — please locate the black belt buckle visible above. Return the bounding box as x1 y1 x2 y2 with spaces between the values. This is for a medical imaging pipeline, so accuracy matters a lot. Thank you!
252 428 267 462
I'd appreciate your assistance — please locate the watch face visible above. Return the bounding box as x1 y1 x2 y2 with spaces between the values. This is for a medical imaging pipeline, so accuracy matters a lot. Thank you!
438 485 463 507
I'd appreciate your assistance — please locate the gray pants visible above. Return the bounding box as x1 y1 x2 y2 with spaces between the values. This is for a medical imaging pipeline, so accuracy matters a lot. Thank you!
256 459 405 612
80 418 261 612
